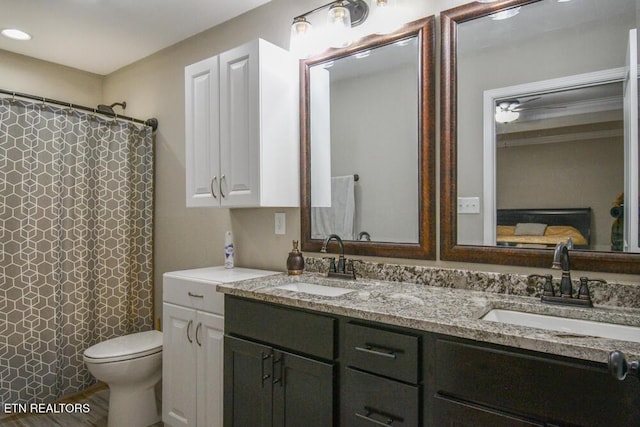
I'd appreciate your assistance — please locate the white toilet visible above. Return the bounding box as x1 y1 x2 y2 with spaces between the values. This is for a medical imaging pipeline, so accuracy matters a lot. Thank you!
84 330 163 427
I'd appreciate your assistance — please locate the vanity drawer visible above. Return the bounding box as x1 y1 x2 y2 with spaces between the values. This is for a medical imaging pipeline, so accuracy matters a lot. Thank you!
344 322 420 384
341 367 419 426
163 275 224 314
225 296 335 360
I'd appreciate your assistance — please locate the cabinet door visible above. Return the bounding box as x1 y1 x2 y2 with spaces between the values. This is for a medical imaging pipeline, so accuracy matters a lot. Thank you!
163 303 198 427
185 56 220 207
196 311 224 427
272 350 334 427
224 336 272 427
219 41 260 207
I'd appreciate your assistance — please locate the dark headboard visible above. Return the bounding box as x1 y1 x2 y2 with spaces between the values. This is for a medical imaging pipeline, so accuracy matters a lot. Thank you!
496 208 592 247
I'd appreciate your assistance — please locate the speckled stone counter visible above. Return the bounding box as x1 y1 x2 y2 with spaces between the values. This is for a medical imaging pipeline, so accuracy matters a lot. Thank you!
217 272 640 365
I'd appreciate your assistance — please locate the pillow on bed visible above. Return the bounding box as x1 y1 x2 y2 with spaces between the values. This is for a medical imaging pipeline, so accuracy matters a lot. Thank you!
514 223 547 236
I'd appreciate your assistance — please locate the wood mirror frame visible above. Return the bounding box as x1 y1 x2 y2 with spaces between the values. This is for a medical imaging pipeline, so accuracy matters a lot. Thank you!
440 0 640 274
300 16 436 259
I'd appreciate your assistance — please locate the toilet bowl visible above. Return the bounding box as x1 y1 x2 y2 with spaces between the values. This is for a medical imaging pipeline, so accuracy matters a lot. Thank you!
84 330 163 427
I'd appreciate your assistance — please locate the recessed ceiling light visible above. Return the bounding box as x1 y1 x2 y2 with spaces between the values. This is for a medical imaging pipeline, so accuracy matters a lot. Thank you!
1 28 32 41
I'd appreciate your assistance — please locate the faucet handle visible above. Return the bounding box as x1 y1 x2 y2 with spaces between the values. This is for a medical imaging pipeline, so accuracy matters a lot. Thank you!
323 257 337 273
578 277 606 301
528 274 554 297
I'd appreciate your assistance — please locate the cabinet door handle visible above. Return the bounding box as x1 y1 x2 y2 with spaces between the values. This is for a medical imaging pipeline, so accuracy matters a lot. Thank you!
210 176 218 199
188 291 204 298
261 352 272 388
220 174 227 198
186 319 193 343
195 322 202 346
355 407 403 426
355 345 397 359
272 355 284 386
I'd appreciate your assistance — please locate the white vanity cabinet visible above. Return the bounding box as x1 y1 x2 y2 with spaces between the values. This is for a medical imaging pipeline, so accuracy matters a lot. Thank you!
185 38 299 208
162 266 279 427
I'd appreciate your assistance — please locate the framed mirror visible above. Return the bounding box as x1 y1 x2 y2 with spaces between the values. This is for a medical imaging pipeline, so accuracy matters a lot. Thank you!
300 16 436 259
441 0 640 273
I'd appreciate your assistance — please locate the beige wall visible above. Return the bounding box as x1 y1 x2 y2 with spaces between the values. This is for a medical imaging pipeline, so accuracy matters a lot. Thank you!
0 49 103 107
3 0 640 323
496 137 624 251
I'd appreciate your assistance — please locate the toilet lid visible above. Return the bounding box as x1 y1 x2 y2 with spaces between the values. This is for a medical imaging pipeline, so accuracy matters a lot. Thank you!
84 330 162 361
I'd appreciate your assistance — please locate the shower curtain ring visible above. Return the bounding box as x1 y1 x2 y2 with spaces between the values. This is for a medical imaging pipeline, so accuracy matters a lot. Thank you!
67 103 74 115
10 92 16 104
40 97 46 110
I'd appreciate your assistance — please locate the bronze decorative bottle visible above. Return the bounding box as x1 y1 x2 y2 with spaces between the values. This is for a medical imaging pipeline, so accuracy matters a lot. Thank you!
287 240 304 275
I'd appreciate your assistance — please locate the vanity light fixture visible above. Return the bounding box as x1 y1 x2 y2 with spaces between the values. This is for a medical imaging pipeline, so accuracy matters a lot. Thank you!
489 7 521 20
290 0 399 58
369 0 401 35
290 17 314 59
1 28 32 41
327 1 354 48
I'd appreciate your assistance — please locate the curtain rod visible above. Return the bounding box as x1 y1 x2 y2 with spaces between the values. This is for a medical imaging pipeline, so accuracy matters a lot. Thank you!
0 89 158 132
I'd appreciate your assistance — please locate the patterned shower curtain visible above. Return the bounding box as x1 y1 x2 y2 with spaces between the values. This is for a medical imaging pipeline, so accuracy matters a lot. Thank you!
0 98 154 405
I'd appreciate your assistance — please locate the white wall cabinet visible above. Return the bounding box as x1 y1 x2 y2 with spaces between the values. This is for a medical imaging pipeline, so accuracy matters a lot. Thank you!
162 267 279 427
185 38 299 208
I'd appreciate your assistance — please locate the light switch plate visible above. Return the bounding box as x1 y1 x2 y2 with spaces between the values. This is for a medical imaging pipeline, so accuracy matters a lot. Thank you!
275 212 286 235
458 197 480 214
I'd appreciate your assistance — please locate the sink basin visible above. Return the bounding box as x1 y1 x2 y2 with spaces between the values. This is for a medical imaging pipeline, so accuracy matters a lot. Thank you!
482 309 640 343
274 282 355 297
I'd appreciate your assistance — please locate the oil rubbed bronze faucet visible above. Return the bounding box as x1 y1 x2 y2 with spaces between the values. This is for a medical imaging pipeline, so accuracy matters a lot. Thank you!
552 240 573 297
320 234 356 280
532 240 605 307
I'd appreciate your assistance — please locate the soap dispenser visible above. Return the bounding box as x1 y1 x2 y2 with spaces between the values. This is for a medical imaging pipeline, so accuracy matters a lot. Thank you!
287 240 304 275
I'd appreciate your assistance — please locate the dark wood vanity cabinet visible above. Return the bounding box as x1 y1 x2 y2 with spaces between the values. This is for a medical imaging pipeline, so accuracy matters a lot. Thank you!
224 296 336 427
426 335 640 427
224 296 640 427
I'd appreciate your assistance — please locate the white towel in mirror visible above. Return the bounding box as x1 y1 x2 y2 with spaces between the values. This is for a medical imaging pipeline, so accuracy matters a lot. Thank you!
311 175 355 240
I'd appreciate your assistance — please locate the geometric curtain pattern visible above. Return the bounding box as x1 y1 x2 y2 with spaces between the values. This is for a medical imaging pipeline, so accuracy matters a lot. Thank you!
0 98 154 405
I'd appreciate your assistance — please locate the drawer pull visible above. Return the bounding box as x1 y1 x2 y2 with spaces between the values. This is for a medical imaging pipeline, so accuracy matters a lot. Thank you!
355 345 397 359
188 292 204 298
355 406 403 426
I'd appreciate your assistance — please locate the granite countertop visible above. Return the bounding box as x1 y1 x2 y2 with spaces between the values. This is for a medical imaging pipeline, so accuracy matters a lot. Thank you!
216 272 640 364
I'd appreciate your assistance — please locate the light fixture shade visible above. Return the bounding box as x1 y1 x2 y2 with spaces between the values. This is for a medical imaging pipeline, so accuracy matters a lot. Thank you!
290 17 314 59
495 107 520 123
327 2 353 48
369 0 401 35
